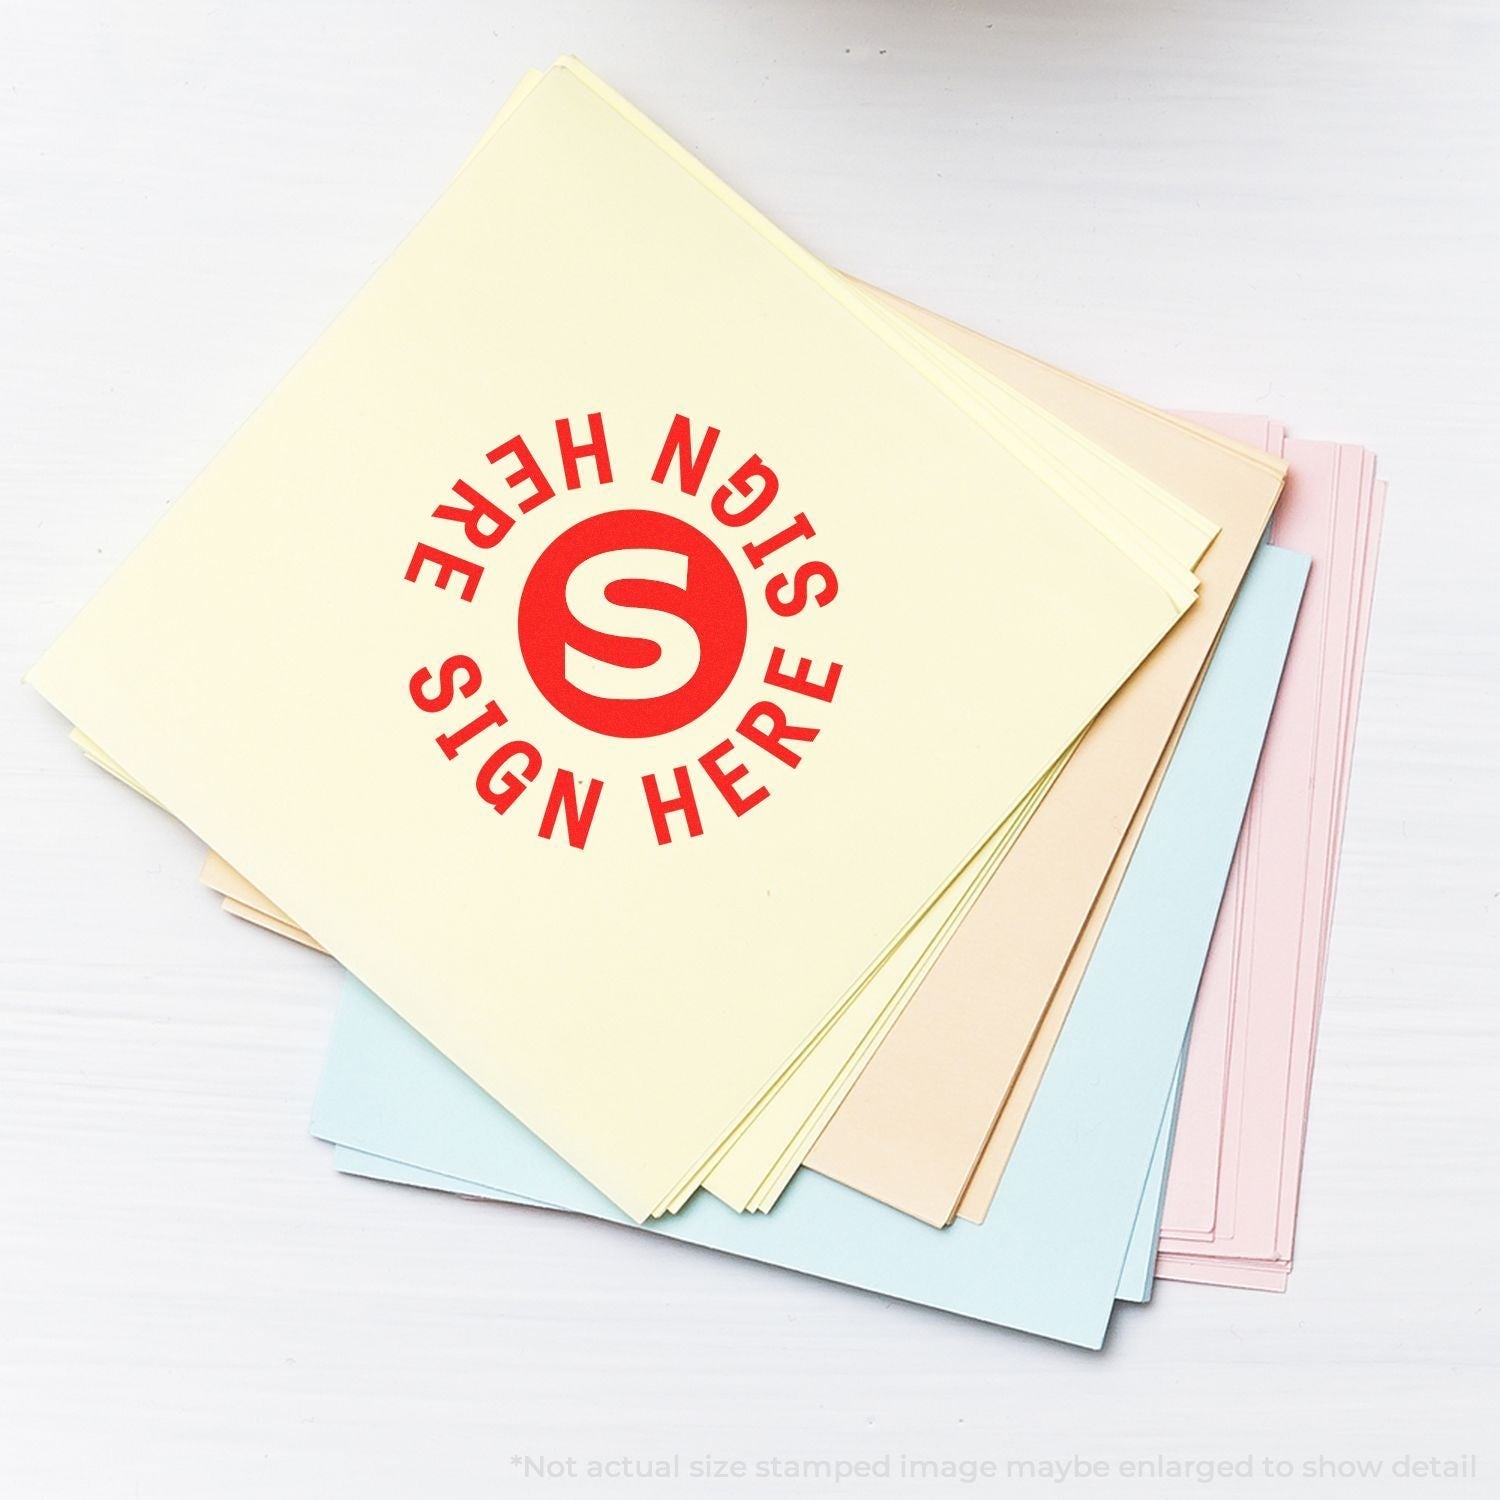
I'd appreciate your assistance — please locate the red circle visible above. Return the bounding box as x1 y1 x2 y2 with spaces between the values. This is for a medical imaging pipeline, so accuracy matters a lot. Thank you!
517 509 748 739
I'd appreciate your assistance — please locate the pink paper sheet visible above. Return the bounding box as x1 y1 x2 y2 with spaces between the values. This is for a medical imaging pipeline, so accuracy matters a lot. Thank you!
1155 435 1385 1286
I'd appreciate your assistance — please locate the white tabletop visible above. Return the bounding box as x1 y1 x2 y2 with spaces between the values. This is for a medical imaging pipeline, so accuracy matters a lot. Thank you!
3 3 1495 1496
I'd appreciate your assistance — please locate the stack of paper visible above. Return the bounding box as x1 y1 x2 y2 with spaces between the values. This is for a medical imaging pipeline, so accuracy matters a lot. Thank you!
1150 435 1386 1292
31 59 1384 1348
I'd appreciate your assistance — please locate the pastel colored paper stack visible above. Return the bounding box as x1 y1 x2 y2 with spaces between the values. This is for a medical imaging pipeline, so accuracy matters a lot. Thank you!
31 60 1384 1348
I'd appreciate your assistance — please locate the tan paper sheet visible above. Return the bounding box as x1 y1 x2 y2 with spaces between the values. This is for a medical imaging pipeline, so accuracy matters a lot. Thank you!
950 418 1287 1225
801 300 1284 1224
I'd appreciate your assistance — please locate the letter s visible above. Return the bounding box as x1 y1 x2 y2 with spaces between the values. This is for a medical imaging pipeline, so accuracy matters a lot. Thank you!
563 548 702 701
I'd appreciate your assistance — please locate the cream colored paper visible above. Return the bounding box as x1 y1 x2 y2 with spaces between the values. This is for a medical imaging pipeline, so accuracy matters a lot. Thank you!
29 61 1199 1220
443 70 1216 1216
540 67 1224 1208
470 72 1214 604
76 286 1279 1222
222 896 329 953
149 71 1219 1215
76 282 1275 1224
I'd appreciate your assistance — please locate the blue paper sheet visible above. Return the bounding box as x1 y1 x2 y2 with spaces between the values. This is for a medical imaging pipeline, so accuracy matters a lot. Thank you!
311 542 1309 1347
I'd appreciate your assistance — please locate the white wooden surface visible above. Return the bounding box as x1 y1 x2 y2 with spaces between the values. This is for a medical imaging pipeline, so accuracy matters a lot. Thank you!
2 4 1496 1496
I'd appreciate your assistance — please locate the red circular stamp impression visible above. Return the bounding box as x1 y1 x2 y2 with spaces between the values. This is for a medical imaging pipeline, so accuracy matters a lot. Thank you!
517 508 749 739
403 414 842 848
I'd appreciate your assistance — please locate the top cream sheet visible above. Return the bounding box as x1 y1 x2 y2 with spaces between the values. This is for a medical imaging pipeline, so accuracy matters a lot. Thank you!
27 61 1197 1219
